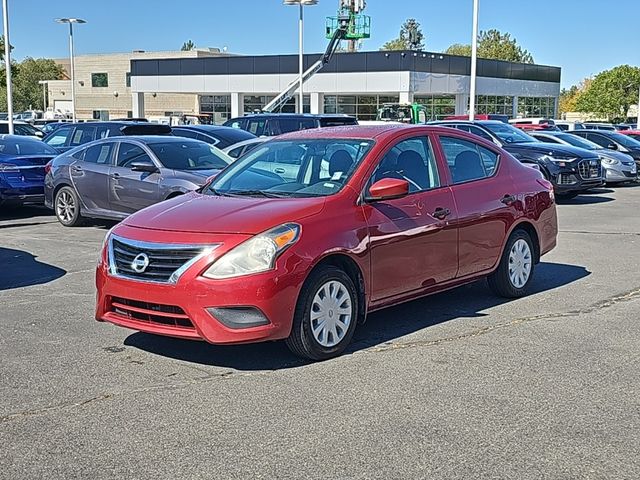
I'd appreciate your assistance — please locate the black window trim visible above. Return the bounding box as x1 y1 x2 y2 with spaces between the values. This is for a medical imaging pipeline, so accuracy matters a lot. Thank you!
437 133 502 186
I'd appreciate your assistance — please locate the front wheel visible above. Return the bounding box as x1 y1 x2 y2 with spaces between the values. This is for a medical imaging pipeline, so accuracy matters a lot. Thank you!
54 186 85 227
286 266 358 361
488 230 535 298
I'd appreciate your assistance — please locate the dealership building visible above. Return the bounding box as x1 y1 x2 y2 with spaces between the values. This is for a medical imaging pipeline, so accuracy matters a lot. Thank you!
47 49 561 123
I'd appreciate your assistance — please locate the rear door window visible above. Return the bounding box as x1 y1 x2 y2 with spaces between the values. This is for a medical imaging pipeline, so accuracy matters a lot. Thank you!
70 126 97 147
247 119 266 136
439 136 499 184
585 133 609 147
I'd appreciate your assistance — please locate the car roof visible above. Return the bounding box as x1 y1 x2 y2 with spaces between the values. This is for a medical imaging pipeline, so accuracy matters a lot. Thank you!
173 125 232 132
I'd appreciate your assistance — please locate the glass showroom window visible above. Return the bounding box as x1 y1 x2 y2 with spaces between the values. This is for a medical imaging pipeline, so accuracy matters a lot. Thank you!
469 95 515 117
414 95 455 121
324 95 399 120
517 97 556 118
91 73 109 88
200 95 231 124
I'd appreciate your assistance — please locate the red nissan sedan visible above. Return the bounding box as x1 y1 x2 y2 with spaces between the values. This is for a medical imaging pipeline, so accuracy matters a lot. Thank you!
96 125 557 360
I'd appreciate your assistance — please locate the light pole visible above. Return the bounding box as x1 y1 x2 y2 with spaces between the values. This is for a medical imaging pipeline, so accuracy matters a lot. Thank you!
55 18 86 122
2 0 14 134
468 0 479 121
284 0 318 114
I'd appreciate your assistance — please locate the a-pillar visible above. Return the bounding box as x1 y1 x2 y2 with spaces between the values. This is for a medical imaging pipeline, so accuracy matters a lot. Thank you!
132 92 145 118
310 92 323 114
455 94 469 115
231 92 243 118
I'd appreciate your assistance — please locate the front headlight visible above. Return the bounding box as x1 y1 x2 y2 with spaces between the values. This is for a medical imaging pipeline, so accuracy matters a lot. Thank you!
543 154 578 164
600 156 618 165
98 227 114 267
202 223 301 279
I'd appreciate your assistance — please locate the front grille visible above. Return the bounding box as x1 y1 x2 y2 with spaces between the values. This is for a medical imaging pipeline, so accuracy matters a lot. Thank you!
110 297 194 329
110 235 213 283
578 159 601 179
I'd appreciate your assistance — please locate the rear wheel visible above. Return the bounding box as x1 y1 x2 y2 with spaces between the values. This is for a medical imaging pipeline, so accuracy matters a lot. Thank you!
488 230 535 298
54 186 85 227
286 266 358 361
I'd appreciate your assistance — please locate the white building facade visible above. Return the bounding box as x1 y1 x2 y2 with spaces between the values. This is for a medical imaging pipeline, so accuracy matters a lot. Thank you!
130 50 561 123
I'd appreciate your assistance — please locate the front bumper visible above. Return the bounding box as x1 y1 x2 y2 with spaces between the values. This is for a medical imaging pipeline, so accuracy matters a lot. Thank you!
604 164 637 183
95 228 305 345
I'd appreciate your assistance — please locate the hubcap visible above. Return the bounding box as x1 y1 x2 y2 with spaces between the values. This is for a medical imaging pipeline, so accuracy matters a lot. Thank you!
310 280 352 348
508 239 532 288
56 191 76 223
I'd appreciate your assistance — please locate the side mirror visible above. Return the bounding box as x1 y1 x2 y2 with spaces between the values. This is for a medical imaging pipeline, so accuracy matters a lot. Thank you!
35 131 44 138
366 178 409 202
607 143 618 150
130 160 159 173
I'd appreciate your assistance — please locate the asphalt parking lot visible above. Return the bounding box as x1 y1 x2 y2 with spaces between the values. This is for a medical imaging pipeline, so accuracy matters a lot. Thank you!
1 186 639 479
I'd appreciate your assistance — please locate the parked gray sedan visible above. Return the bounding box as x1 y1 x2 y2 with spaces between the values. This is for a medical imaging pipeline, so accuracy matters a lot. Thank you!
44 136 230 226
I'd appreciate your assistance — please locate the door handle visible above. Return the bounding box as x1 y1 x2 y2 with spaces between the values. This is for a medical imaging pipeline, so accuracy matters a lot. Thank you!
501 194 516 205
110 172 120 179
432 207 451 220
70 165 83 173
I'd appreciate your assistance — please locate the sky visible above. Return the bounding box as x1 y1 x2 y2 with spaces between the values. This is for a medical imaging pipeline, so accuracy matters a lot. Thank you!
2 0 639 88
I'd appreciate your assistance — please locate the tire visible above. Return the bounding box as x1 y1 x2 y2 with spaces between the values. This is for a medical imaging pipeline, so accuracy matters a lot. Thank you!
488 230 535 298
286 266 359 361
54 186 85 227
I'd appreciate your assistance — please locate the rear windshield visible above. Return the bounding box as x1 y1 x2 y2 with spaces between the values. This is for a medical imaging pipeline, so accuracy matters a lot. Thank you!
0 137 58 155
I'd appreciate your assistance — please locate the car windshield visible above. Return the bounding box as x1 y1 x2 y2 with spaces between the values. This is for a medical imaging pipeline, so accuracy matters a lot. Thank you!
482 123 536 144
206 139 374 198
14 124 40 136
552 133 600 150
607 132 640 148
147 141 230 170
0 137 58 155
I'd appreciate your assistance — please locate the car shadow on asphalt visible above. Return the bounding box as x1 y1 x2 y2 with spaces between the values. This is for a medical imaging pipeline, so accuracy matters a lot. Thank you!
0 205 54 222
124 261 590 370
559 195 615 205
0 247 67 291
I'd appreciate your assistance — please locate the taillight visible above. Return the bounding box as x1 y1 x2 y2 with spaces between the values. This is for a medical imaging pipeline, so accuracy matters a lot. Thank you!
44 161 52 174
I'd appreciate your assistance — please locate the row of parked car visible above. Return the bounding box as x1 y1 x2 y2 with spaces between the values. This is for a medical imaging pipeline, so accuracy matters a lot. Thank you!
1 113 638 230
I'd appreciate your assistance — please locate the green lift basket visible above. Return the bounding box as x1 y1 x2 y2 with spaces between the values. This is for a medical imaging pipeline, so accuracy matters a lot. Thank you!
325 12 371 40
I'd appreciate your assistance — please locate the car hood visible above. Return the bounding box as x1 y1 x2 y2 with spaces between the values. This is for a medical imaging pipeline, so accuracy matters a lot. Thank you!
123 192 326 234
597 149 635 163
506 142 598 157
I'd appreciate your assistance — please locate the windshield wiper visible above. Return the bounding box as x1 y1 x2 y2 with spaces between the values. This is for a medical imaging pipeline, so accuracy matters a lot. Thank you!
224 190 289 198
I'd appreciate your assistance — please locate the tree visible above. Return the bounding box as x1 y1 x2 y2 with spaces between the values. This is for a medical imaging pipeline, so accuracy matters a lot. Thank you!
381 18 425 51
14 58 65 110
558 78 592 116
575 65 640 121
0 35 13 62
0 58 64 111
181 40 196 51
444 29 534 63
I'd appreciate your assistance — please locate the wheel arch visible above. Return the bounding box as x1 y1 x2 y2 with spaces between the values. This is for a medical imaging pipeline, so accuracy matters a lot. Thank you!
305 252 368 324
506 220 541 264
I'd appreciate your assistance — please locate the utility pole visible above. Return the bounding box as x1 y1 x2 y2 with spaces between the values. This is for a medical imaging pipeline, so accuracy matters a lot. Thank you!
468 0 479 121
3 0 14 134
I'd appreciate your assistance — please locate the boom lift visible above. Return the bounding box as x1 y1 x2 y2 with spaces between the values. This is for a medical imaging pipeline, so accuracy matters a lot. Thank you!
262 5 370 113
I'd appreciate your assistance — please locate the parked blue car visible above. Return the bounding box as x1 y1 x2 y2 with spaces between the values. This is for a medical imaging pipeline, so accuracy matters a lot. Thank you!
0 135 58 206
